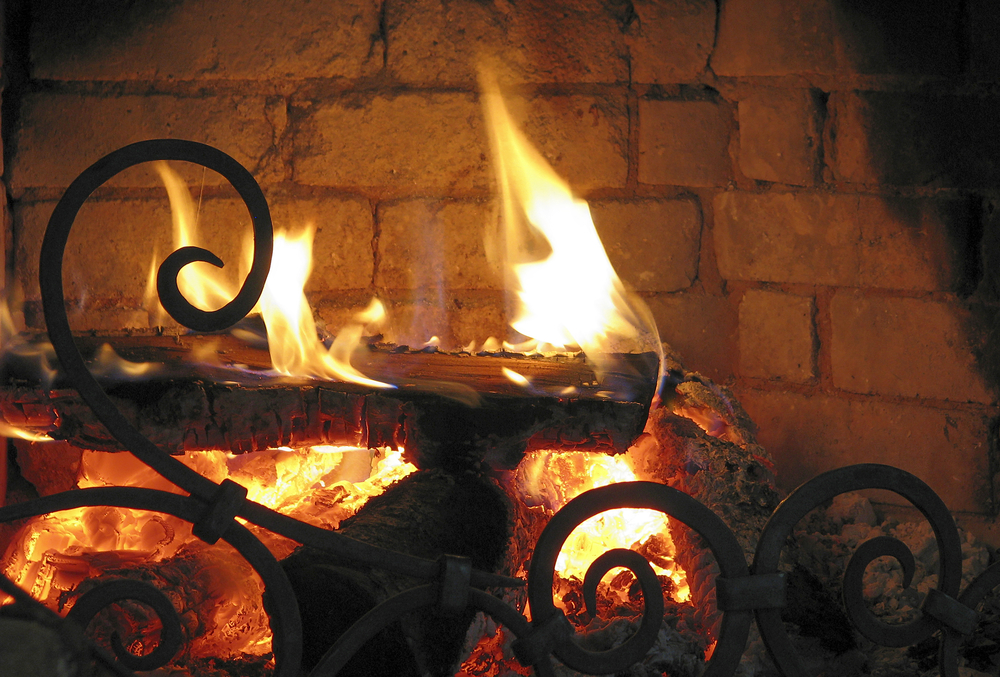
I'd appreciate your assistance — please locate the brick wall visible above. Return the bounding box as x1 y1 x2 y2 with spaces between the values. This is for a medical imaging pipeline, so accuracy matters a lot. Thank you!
3 0 1000 517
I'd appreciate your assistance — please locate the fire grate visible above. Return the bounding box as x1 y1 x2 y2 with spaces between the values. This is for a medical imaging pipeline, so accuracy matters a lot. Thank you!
1 140 998 677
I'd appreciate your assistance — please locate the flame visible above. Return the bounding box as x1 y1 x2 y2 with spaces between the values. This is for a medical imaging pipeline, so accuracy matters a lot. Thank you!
0 423 52 443
519 449 689 603
1 444 416 657
0 296 59 388
501 367 530 386
151 163 392 389
481 74 662 391
154 162 234 313
255 230 393 388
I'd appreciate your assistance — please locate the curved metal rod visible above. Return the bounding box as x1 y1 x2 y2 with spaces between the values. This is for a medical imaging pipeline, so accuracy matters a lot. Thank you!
34 139 527 674
1 572 139 677
466 588 556 677
66 578 185 671
753 464 963 677
938 560 1000 677
40 139 272 501
0 487 526 674
0 487 302 677
308 585 436 677
224 520 303 677
309 585 556 677
0 488 521 594
236 499 523 590
527 481 751 677
581 548 662 621
841 536 916 646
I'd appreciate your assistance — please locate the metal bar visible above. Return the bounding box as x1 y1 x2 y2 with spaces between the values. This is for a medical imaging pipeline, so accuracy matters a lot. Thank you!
3 139 993 677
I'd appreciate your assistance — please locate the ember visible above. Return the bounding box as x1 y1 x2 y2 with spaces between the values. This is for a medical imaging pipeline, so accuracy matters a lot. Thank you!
0 75 693 676
1 444 417 665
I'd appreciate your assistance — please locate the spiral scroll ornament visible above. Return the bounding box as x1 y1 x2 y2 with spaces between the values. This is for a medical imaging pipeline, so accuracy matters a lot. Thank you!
0 139 989 677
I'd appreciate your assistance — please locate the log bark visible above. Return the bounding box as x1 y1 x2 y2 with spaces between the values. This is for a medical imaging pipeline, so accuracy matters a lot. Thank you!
0 336 656 470
281 468 511 676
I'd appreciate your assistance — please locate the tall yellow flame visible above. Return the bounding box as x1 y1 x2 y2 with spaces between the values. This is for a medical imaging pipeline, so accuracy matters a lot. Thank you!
154 162 235 312
257 232 392 388
481 75 662 380
151 163 392 389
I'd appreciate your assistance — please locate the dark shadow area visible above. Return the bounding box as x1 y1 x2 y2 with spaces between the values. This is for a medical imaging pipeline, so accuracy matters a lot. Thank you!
28 0 184 68
2 0 31 182
830 0 1000 402
834 0 965 76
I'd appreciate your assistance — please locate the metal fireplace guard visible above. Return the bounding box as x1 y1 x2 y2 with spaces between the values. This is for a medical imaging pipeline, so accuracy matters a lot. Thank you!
0 139 995 677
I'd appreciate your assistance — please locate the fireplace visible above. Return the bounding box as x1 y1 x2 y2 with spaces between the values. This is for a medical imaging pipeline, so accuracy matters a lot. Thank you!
2 1 1000 676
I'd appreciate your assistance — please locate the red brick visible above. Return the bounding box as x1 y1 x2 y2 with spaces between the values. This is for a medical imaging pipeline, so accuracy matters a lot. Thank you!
590 199 701 293
638 100 732 187
294 93 489 191
739 290 816 382
10 93 279 194
737 388 992 513
715 192 972 291
738 89 821 186
714 192 858 285
446 293 510 350
830 91 1000 189
713 0 839 76
831 292 993 404
714 0 962 77
375 200 502 292
31 0 381 81
645 292 737 381
626 0 715 83
857 198 974 293
387 0 628 85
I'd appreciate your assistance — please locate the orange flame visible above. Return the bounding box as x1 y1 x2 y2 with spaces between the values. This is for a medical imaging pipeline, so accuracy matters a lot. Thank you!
481 74 662 389
255 230 393 388
519 449 689 603
154 162 235 313
150 163 392 389
1 445 416 655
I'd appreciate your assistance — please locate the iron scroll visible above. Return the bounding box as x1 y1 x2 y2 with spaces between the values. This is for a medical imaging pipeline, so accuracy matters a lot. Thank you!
0 139 991 676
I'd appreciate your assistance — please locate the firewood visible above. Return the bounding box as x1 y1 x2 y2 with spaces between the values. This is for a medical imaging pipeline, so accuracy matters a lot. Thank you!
0 336 655 470
281 468 511 676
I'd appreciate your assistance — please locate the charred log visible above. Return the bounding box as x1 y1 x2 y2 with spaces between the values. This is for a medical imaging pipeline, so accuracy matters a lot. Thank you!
0 341 655 470
281 469 511 676
632 373 781 639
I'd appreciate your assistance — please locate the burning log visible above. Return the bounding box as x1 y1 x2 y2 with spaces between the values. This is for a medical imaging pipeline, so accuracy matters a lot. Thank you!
0 335 656 470
632 373 781 643
281 468 511 676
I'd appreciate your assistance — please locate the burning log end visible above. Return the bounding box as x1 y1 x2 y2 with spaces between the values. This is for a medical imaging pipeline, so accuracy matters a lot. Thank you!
281 468 511 676
2 378 650 471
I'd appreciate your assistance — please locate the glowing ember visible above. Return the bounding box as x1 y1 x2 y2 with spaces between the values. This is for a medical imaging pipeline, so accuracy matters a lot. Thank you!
0 444 417 660
519 449 689 603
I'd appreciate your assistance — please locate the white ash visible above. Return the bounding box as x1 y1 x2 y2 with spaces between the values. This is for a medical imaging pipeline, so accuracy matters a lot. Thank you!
738 492 991 677
790 493 987 628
